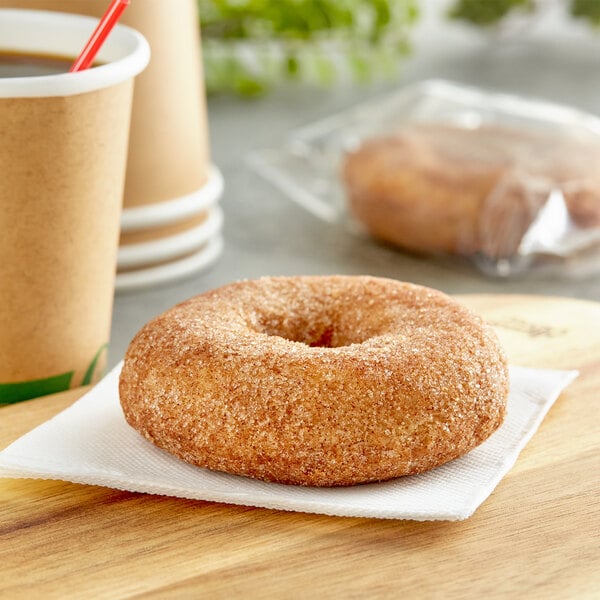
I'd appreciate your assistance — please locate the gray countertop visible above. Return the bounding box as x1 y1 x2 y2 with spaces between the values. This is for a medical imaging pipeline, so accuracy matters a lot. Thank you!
109 4 600 366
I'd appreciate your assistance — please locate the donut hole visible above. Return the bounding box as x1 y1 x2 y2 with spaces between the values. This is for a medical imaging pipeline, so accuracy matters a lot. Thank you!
254 312 370 348
246 280 410 348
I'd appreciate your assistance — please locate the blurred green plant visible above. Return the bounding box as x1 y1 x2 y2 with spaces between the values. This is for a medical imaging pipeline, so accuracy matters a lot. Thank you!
448 0 534 25
449 0 600 26
571 0 600 25
198 0 419 95
199 0 600 95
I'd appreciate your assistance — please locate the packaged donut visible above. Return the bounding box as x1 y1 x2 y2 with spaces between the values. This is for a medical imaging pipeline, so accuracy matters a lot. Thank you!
251 80 600 277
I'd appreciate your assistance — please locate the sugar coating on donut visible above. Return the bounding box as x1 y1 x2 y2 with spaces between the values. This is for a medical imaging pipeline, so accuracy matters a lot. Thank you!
119 276 509 487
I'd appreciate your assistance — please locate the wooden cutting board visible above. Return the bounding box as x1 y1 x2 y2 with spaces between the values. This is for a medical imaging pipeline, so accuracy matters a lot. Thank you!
1 295 598 599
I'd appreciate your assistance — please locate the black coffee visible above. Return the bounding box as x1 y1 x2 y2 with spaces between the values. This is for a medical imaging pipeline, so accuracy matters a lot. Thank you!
0 51 74 77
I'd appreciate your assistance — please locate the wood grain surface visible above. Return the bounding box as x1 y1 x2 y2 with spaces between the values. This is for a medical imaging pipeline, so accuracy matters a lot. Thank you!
1 295 599 599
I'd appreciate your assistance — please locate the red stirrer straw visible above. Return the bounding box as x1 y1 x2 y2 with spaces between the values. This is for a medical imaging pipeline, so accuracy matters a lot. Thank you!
69 0 131 72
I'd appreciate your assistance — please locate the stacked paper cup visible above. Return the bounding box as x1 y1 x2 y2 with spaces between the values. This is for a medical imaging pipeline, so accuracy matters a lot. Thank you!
117 164 224 290
115 0 224 290
5 0 224 290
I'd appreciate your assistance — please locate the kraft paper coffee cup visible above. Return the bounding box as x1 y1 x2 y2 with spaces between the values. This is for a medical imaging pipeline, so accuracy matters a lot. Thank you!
121 0 211 208
0 9 149 404
3 0 211 211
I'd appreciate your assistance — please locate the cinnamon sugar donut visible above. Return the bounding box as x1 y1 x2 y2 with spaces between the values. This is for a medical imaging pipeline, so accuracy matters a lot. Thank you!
342 125 600 258
119 276 509 487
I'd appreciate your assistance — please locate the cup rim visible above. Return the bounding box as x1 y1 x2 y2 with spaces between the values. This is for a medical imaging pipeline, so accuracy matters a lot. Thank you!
115 235 224 292
120 164 224 231
0 9 150 98
117 206 224 269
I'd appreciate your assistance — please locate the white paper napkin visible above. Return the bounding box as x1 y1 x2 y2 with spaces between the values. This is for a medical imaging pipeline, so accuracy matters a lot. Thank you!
0 363 577 521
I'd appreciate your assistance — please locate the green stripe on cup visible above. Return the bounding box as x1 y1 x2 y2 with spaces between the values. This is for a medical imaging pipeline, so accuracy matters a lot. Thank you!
0 371 74 405
81 343 108 386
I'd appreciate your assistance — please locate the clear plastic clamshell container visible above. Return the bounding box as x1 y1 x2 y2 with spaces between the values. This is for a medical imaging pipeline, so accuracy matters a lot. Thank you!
251 80 600 277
